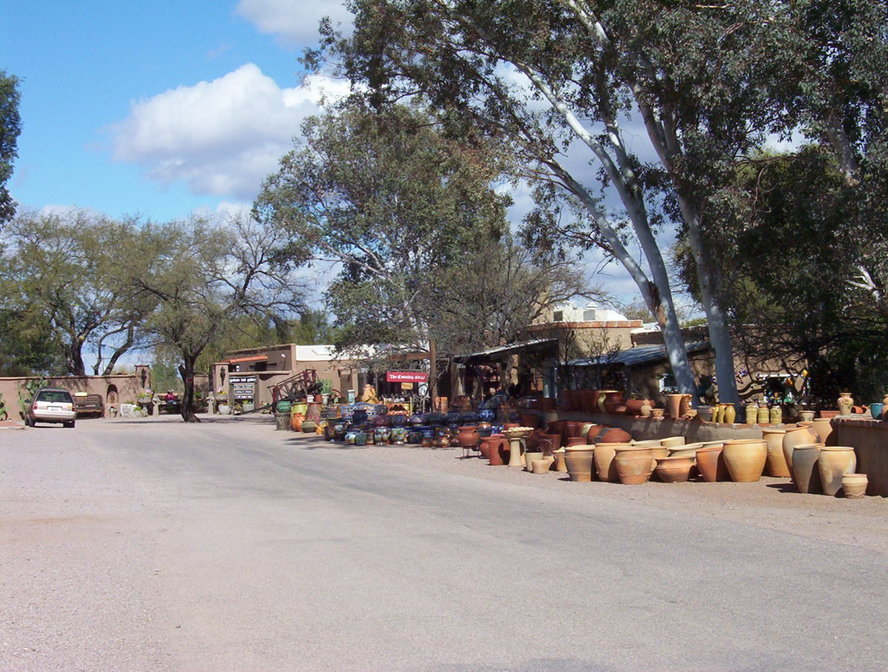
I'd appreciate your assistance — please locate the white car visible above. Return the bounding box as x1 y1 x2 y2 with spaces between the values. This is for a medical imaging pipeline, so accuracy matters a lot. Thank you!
25 388 76 428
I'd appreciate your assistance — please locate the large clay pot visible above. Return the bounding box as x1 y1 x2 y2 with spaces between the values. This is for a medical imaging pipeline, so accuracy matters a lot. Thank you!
837 392 854 416
696 444 728 482
290 411 304 432
302 420 318 434
666 394 685 419
818 446 857 496
275 412 291 431
810 417 833 444
721 439 768 482
488 435 508 466
553 448 568 472
799 410 816 422
762 429 791 477
655 455 695 483
589 426 632 444
841 474 868 499
625 399 654 416
745 402 759 425
519 412 539 429
565 421 584 438
593 442 627 482
603 391 625 414
564 445 596 482
791 444 823 494
565 436 587 447
757 406 769 425
723 404 737 424
782 424 819 477
613 445 655 484
584 424 603 443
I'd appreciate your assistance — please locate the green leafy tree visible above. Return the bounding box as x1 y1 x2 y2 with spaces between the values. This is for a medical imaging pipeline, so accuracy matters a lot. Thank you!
0 71 21 226
134 215 304 422
255 101 511 399
0 210 161 375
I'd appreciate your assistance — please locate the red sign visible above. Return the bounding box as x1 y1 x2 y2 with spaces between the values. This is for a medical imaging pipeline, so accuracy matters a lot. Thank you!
386 371 429 383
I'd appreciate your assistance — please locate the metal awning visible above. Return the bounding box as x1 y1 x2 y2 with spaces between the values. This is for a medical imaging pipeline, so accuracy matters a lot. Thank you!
453 338 560 362
567 341 710 368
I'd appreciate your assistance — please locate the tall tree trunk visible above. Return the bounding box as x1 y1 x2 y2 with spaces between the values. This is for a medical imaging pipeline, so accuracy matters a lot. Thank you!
178 354 200 423
65 339 86 376
428 337 437 412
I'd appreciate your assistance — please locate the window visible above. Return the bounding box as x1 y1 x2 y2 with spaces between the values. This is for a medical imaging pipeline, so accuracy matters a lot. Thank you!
553 310 563 322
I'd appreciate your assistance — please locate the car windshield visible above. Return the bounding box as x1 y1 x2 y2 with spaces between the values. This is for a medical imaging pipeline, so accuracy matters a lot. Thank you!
37 391 72 403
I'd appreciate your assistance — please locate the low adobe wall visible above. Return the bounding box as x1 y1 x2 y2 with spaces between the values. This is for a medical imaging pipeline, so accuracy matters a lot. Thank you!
0 375 146 419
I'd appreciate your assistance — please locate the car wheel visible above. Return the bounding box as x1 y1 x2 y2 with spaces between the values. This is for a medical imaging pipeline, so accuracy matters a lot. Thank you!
64 420 75 428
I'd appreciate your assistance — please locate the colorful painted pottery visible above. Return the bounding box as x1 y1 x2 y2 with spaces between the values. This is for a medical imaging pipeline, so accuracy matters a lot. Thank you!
290 412 304 432
593 442 626 482
782 424 819 475
302 420 317 434
655 456 695 483
695 445 728 482
721 439 768 482
374 426 390 444
841 474 868 499
564 445 596 482
613 445 655 484
769 405 782 424
762 429 791 477
818 446 857 496
791 444 822 493
837 392 854 416
390 427 407 444
870 403 884 420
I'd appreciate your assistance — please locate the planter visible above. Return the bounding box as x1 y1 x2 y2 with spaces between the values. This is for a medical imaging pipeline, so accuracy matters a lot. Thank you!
613 445 655 484
721 439 768 482
655 456 695 483
745 403 759 425
810 417 833 444
695 444 728 482
524 450 544 472
666 393 691 419
591 426 632 444
625 399 654 416
818 446 857 496
301 420 317 434
650 408 665 420
564 445 596 482
487 435 508 466
841 474 868 499
531 457 554 474
696 405 713 422
553 448 567 472
791 444 823 494
667 442 703 459
290 412 305 432
218 404 231 415
603 391 625 414
762 429 791 477
456 426 481 453
837 392 854 416
593 442 626 482
782 424 819 477
799 410 816 422
869 402 884 420
274 412 291 431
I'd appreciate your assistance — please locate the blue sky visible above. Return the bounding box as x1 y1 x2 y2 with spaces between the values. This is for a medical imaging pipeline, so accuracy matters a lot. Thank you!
2 0 352 222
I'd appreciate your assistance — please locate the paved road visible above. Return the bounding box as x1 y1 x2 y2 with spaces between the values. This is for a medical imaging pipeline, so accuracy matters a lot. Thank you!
2 416 887 671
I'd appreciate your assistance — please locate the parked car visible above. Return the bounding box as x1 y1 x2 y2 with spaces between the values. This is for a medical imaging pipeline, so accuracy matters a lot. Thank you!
72 392 104 418
25 388 76 428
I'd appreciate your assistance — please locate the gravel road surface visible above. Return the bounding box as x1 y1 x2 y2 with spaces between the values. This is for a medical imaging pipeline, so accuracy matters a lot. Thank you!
2 415 886 671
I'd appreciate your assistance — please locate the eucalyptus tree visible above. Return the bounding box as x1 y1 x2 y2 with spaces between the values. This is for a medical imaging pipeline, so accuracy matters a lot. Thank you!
0 71 21 226
254 100 512 399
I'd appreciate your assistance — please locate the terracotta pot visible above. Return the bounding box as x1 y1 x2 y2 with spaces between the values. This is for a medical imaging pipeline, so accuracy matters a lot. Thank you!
762 429 791 477
695 445 728 482
290 412 304 432
584 424 604 443
791 444 823 494
666 393 685 419
547 420 567 446
457 425 480 449
722 439 768 482
564 445 596 482
487 435 508 466
519 412 539 429
655 456 695 483
696 405 713 422
625 399 654 416
593 442 627 482
818 446 857 496
668 442 703 458
531 457 554 474
782 424 819 477
603 391 625 414
565 420 584 438
841 474 868 499
810 417 833 444
479 436 492 460
837 392 854 416
538 432 560 456
594 427 632 444
613 446 655 485
553 448 568 472
660 436 686 449
524 450 543 472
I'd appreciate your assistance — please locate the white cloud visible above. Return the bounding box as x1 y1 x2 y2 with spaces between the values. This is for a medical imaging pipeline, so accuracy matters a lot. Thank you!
235 0 353 45
109 63 349 200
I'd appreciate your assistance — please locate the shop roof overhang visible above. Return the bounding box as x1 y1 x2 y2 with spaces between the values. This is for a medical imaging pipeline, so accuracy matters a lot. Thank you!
453 338 560 363
223 355 269 364
567 341 710 368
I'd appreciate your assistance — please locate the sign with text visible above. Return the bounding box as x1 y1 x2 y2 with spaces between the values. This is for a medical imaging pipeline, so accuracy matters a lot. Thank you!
229 375 257 401
386 371 428 384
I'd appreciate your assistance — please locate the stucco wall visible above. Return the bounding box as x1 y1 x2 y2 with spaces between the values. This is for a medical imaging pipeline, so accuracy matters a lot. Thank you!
0 374 147 419
833 417 888 496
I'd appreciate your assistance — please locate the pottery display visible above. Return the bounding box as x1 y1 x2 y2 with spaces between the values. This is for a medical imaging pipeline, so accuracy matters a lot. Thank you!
613 445 655 485
721 439 768 482
655 456 695 483
695 444 728 482
390 427 407 444
666 393 691 419
841 474 868 499
791 444 823 494
818 446 857 496
723 403 736 424
809 417 833 444
456 426 480 453
603 391 625 414
769 405 782 425
564 445 596 482
757 405 769 425
531 457 554 474
782 424 819 476
762 429 791 477
593 442 626 482
711 404 722 423
553 448 568 472
589 426 632 444
837 392 854 416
